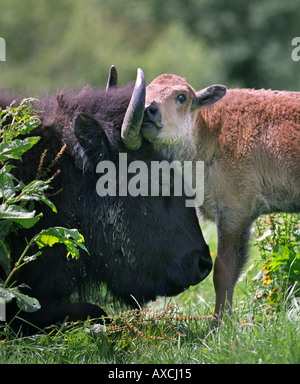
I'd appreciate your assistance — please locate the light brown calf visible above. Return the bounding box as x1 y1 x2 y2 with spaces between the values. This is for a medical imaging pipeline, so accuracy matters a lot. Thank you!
141 73 300 322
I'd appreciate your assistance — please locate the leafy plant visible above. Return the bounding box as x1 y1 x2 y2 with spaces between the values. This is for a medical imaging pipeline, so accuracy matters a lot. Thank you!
0 99 88 315
251 214 300 307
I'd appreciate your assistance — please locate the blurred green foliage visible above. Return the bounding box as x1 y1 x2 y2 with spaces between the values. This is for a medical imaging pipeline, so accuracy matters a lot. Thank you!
0 0 299 93
251 214 300 307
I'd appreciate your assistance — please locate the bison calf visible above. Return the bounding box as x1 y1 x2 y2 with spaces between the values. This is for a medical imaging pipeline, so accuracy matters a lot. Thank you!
140 73 300 322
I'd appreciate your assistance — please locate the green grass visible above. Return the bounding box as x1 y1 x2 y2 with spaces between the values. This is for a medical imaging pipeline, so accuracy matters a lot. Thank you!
1 221 299 364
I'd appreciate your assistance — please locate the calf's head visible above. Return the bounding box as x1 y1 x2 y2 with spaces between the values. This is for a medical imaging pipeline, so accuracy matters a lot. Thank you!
142 74 226 146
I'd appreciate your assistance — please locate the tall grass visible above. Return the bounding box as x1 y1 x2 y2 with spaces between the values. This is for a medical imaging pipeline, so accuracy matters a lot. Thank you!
1 217 299 364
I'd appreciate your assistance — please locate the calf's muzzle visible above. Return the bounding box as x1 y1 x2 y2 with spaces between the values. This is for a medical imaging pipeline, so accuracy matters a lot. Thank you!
141 103 163 140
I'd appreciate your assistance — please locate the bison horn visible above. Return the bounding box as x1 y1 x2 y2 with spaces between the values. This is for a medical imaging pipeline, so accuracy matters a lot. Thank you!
106 65 118 90
121 68 145 150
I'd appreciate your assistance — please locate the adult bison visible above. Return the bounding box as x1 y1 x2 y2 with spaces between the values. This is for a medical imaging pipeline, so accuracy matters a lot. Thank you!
1 67 211 332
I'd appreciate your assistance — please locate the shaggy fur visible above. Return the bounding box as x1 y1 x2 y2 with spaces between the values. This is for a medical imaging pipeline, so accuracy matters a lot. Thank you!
1 82 212 332
143 74 300 321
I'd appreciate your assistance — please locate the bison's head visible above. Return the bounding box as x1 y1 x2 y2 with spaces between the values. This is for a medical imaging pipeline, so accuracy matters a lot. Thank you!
69 68 213 303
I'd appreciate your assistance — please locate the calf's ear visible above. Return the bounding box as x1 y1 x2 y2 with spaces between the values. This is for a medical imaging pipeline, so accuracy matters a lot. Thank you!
192 85 226 110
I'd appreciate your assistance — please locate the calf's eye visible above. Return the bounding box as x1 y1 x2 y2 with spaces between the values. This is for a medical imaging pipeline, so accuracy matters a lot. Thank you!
176 94 187 104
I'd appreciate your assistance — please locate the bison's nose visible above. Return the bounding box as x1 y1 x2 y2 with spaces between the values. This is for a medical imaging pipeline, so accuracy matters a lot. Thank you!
190 246 212 285
165 245 212 297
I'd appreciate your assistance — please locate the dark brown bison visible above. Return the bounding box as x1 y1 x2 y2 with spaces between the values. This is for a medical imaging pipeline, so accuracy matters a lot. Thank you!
1 67 211 332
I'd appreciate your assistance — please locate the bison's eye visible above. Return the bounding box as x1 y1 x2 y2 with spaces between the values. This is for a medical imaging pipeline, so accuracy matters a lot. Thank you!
176 94 187 104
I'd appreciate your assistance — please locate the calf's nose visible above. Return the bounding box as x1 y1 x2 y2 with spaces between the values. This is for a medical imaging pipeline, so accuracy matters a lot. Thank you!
145 103 163 128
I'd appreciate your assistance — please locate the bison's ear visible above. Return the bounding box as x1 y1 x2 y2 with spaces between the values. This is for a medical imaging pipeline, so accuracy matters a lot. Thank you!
74 113 109 167
192 85 226 110
74 113 106 148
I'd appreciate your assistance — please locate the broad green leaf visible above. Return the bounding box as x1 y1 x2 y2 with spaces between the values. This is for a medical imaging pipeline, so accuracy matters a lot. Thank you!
0 287 15 302
0 136 40 161
33 227 88 259
40 197 57 213
0 286 40 312
10 179 57 213
0 164 16 201
10 289 41 312
7 216 41 229
0 204 42 228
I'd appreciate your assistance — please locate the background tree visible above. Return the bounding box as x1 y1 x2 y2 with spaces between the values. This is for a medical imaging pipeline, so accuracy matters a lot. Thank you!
0 0 299 92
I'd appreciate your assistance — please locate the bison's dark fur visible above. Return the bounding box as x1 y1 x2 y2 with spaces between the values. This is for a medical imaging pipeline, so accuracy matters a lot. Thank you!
1 79 211 332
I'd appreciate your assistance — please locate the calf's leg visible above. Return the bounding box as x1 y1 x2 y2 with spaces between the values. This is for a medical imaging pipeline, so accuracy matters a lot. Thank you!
212 218 252 325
